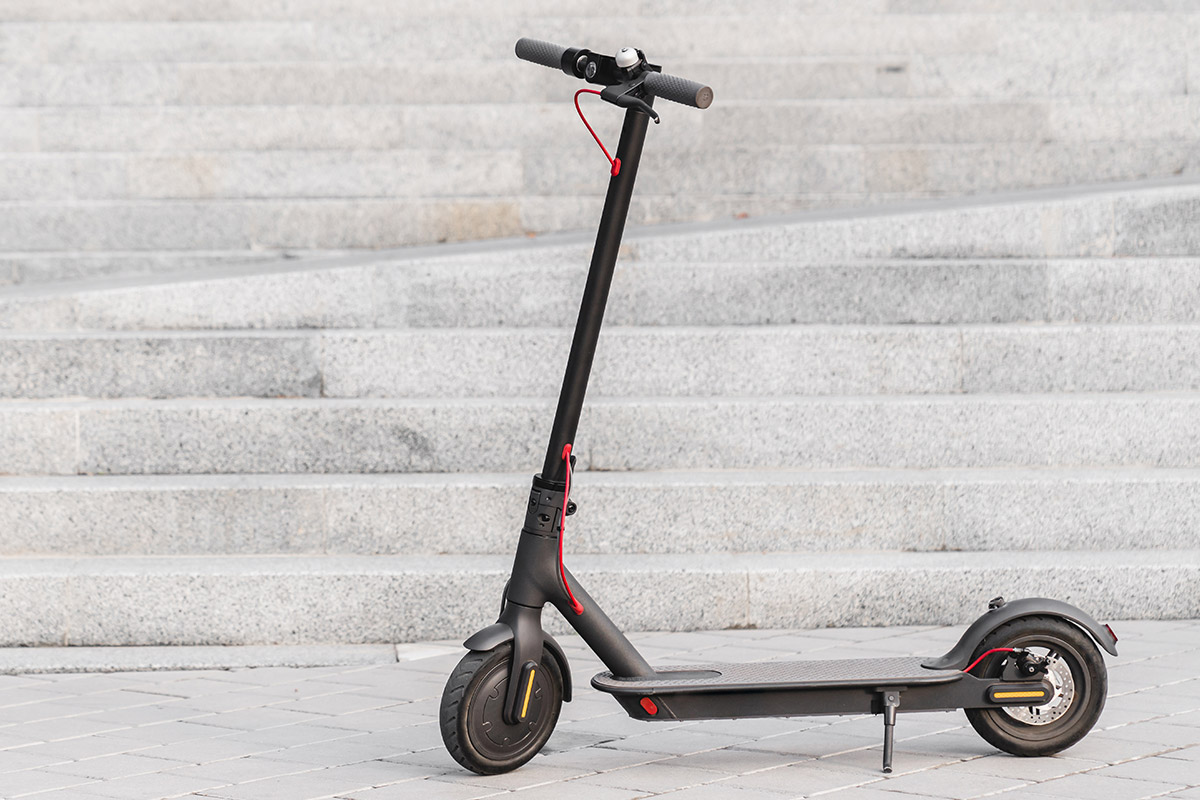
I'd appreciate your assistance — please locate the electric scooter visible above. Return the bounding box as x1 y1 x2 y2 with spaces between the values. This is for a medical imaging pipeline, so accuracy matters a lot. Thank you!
439 37 1119 776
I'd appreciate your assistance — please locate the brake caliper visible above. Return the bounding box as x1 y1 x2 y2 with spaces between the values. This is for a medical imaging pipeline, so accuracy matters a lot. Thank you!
1002 649 1050 681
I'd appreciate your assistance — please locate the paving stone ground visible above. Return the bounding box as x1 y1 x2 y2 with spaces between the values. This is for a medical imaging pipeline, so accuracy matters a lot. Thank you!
1 620 1198 799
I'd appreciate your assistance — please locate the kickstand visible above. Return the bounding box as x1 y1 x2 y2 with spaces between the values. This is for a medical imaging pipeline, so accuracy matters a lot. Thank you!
881 690 900 773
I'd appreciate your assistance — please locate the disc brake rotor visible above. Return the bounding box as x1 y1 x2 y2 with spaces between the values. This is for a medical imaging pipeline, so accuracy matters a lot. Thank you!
1002 649 1075 725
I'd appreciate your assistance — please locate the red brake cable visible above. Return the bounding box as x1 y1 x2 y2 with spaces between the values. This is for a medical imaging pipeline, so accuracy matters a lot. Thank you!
962 647 1016 674
559 443 584 615
574 89 621 177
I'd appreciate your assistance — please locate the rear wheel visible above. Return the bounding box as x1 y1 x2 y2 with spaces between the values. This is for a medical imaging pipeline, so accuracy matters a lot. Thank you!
965 616 1106 756
440 643 563 774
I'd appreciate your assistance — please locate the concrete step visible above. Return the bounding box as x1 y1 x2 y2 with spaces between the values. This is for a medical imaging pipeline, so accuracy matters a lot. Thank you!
3 12 1197 267
626 179 1200 263
1 56 1184 108
6 324 1200 399
7 141 1195 205
2 550 1195 646
8 97 1200 153
0 251 394 331
0 1 1184 23
0 249 309 288
2 103 1197 259
0 198 524 252
0 0 887 22
3 180 1200 329
3 469 1197 557
0 330 320 399
10 98 1197 157
6 14 1191 65
0 151 519 201
5 394 1200 476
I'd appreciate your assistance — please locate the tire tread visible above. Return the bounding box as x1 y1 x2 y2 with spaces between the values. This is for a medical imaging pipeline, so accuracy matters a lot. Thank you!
439 643 562 775
964 615 1107 757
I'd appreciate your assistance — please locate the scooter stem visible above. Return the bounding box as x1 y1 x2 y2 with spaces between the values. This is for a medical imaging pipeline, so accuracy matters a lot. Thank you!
540 105 652 483
494 104 658 723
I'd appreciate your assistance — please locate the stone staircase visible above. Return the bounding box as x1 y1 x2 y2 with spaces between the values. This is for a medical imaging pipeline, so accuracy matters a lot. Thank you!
3 1 1200 285
2 179 1199 646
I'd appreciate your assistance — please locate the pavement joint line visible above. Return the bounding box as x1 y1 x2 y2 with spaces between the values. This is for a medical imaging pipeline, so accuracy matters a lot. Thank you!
1101 707 1200 732
975 784 1037 798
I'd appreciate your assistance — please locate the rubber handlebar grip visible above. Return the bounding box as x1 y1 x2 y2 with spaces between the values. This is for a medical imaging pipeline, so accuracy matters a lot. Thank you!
642 71 713 109
515 37 569 70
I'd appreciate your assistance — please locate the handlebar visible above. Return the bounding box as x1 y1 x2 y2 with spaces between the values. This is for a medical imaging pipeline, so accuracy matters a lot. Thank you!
514 37 713 110
514 37 569 71
642 71 713 109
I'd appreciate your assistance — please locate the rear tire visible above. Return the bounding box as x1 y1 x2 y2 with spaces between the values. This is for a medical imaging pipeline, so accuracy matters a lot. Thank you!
965 616 1106 756
440 643 563 774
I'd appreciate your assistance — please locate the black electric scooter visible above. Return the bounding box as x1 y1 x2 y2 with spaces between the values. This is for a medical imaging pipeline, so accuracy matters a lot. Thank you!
440 38 1119 776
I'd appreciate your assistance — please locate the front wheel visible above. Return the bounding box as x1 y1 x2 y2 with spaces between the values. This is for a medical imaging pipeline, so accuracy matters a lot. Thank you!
965 616 1107 756
440 643 563 774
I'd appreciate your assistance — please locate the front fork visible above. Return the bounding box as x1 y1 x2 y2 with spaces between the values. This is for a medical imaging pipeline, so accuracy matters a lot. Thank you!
486 474 653 724
466 106 658 725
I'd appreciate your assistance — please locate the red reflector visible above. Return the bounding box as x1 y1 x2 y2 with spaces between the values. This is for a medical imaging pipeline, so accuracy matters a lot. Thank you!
639 697 658 715
1105 624 1118 643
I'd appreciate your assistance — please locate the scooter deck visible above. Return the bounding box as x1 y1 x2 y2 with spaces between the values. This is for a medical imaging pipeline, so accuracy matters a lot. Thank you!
593 656 962 695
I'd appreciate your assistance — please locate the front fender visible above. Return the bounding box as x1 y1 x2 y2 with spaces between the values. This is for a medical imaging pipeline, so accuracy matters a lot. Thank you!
922 597 1118 670
462 623 573 702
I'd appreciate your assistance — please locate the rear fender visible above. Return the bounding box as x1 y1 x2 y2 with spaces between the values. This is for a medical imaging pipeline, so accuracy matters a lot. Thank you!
922 597 1118 670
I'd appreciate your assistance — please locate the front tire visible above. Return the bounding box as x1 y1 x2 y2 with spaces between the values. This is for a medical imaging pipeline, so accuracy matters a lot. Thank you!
965 616 1107 756
440 643 563 774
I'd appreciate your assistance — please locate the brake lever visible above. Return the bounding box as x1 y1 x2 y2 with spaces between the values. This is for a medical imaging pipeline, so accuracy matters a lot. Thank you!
600 83 660 123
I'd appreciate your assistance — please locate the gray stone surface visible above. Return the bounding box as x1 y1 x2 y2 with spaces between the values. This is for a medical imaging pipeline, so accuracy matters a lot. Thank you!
1047 258 1200 323
0 262 381 331
959 325 1200 393
5 468 1200 557
863 140 1200 195
0 155 128 201
0 108 37 151
0 332 320 399
0 551 1195 645
8 15 1027 65
1116 192 1200 257
624 182 1184 262
4 8 1200 271
0 475 329 556
0 200 490 252
0 15 1196 789
0 173 1196 263
0 404 77 475
5 250 291 286
8 213 1200 333
125 150 522 200
319 325 1200 398
7 394 1200 475
396 253 1200 328
577 394 1200 471
64 397 549 475
0 571 72 647
320 326 963 398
